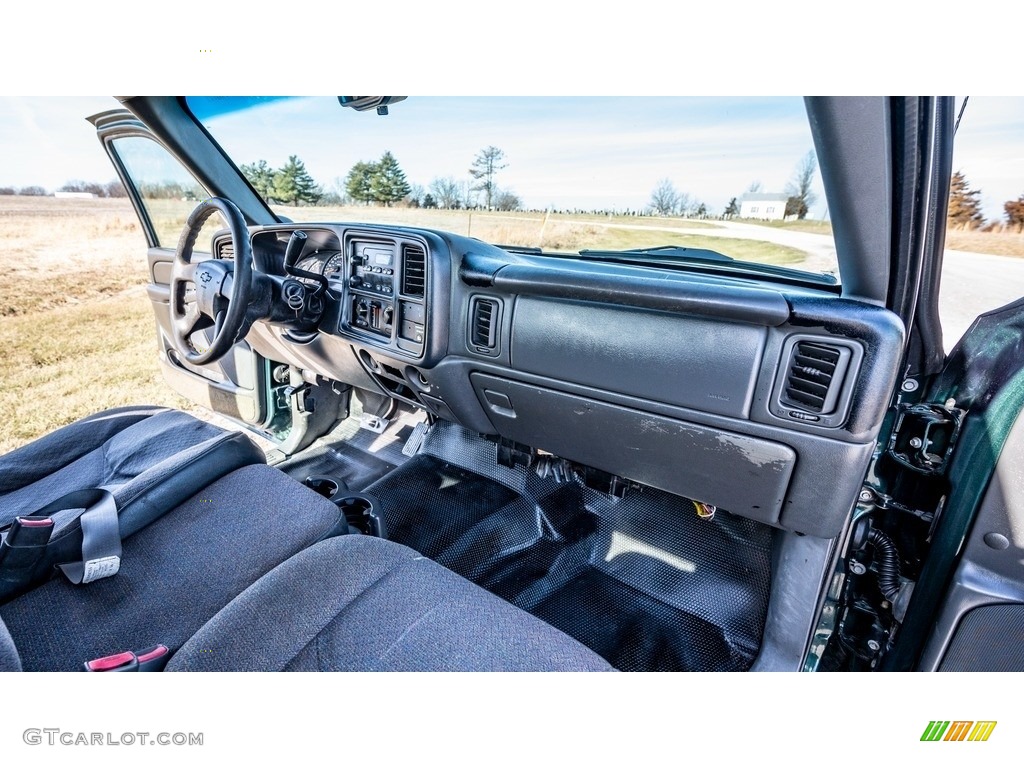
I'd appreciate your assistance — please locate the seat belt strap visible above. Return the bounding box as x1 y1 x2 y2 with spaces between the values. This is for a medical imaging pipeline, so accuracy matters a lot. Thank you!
0 489 120 601
42 489 121 584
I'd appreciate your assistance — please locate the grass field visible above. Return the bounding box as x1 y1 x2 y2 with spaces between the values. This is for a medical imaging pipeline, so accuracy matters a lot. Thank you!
0 196 191 453
273 205 805 264
736 218 835 235
943 228 1024 258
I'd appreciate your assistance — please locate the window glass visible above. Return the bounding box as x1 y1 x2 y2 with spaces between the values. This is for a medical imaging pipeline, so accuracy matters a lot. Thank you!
112 136 222 247
188 96 838 279
939 97 1024 350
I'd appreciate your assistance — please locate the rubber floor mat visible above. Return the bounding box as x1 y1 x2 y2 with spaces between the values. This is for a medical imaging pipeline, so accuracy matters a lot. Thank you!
366 445 773 672
276 403 428 491
278 444 397 492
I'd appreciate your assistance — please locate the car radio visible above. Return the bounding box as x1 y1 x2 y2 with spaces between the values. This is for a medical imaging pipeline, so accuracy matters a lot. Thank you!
349 242 395 295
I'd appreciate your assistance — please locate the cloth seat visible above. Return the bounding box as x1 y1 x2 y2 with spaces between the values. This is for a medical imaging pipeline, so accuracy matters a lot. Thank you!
0 464 347 671
168 536 614 672
0 406 265 533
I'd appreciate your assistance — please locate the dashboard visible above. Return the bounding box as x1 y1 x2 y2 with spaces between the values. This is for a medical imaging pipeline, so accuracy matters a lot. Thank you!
211 223 905 539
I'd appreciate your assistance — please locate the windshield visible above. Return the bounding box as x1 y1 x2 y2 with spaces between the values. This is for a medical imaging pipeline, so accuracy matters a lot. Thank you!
187 96 838 280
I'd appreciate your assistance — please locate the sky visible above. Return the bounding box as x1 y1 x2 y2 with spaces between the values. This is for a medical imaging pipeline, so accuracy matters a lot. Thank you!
190 96 824 215
2 95 1021 220
2 95 1015 222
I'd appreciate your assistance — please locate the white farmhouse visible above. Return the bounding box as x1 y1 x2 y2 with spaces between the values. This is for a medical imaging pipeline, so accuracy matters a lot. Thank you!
740 193 788 220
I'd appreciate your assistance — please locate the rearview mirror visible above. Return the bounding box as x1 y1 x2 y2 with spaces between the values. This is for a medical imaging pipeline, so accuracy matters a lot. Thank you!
337 96 407 116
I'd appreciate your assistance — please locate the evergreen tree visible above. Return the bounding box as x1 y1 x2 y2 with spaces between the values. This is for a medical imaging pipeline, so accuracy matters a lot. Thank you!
1005 193 1024 232
947 171 985 229
724 197 739 217
422 193 438 209
370 151 411 206
272 155 322 206
345 161 377 205
240 160 278 201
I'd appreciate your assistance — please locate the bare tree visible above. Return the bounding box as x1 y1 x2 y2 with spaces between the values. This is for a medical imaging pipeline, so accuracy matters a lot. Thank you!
746 181 764 194
493 190 522 211
469 146 507 210
429 176 463 209
676 193 695 217
104 180 127 198
649 178 680 216
785 151 818 219
403 183 425 208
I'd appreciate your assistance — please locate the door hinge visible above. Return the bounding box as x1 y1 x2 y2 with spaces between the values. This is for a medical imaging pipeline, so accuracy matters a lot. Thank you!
887 402 965 475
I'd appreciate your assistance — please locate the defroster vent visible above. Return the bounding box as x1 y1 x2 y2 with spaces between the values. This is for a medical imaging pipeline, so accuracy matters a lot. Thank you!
401 244 426 297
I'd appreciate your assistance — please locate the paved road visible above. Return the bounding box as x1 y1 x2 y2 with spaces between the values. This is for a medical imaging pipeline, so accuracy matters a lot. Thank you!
543 216 1024 351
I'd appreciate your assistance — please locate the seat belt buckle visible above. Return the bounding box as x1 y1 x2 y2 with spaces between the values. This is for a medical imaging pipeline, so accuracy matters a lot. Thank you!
0 517 54 569
83 644 170 672
83 651 138 672
136 645 171 672
4 516 54 544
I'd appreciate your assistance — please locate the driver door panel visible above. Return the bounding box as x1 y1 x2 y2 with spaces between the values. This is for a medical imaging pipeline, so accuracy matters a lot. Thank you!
146 247 269 426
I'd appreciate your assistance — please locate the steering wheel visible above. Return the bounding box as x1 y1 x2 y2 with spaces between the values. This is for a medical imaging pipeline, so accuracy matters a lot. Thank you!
168 197 254 365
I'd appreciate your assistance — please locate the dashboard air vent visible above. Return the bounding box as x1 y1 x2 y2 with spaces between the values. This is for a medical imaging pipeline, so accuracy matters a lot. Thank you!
401 244 426 297
215 240 234 260
470 297 500 352
781 341 844 414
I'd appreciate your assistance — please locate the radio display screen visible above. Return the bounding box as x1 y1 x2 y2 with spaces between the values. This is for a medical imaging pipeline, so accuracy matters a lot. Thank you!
356 243 394 268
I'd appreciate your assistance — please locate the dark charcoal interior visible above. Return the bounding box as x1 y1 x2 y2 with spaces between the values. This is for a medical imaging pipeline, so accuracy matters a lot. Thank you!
279 417 773 672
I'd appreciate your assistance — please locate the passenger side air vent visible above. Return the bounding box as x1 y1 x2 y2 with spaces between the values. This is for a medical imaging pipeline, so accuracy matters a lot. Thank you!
782 342 841 413
469 297 501 354
401 244 426 297
774 337 856 426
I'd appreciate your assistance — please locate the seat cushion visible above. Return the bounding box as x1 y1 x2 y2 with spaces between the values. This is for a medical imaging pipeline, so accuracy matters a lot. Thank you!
0 406 264 535
168 536 615 672
0 464 346 671
0 616 19 672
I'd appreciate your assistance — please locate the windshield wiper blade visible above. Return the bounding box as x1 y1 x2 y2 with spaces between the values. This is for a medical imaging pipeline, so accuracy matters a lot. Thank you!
578 245 733 262
571 247 838 287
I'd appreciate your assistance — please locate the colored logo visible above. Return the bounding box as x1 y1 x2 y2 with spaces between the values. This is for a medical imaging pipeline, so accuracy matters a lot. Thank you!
921 721 997 742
